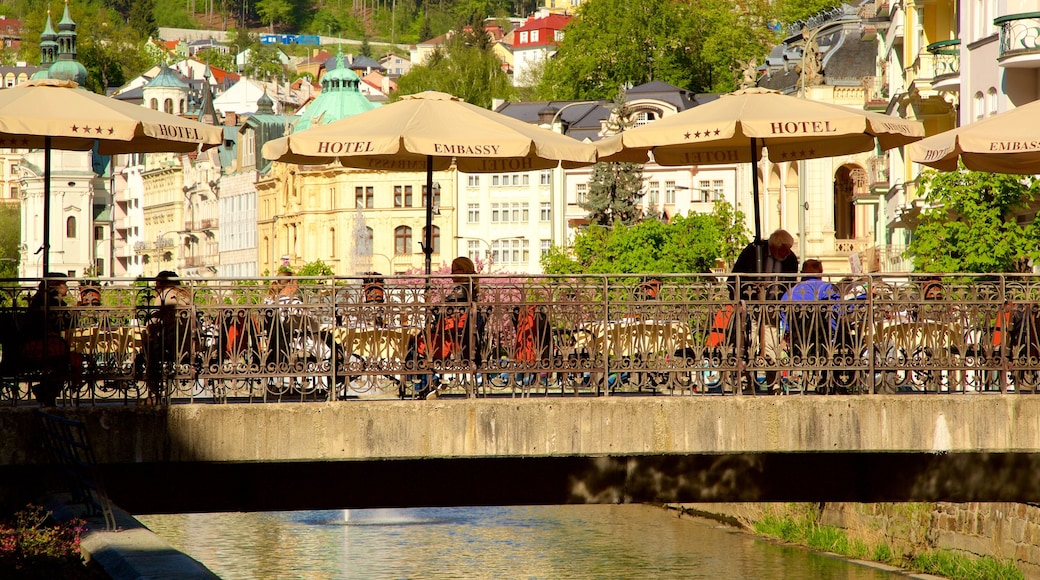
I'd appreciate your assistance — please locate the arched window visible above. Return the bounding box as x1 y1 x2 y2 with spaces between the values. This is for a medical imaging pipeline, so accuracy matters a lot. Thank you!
987 87 998 117
330 227 336 258
150 98 158 110
66 216 77 238
164 98 173 114
974 92 985 121
394 226 412 255
179 99 186 114
422 225 441 254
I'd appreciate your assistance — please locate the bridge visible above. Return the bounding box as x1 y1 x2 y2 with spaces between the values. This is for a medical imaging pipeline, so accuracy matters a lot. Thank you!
3 395 1040 514
4 273 1040 513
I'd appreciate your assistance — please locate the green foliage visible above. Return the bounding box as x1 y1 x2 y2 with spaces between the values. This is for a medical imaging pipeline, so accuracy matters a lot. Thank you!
256 0 295 32
537 0 778 100
0 205 19 279
908 169 1040 273
296 259 334 277
751 505 1024 580
541 201 749 275
193 48 235 73
394 32 516 108
245 42 288 81
775 0 844 27
581 162 645 226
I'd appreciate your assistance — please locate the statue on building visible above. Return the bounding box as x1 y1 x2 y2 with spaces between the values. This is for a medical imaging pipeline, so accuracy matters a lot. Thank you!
801 33 823 88
737 58 758 90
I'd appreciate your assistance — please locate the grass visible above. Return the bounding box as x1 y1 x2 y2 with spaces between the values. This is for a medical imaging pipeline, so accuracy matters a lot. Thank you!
752 509 1023 580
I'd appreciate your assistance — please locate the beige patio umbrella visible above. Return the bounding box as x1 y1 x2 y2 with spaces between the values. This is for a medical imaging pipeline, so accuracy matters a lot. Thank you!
262 91 598 273
0 79 223 272
596 88 924 242
908 99 1040 174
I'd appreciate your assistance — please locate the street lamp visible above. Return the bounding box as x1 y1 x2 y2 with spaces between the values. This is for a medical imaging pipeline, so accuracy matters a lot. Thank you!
544 101 598 247
455 236 493 272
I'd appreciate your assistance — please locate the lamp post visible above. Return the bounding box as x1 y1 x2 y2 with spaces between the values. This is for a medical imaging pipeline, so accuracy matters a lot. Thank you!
455 236 493 272
546 101 598 248
797 24 826 261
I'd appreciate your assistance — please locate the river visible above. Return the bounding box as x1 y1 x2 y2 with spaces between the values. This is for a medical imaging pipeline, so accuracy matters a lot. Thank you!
139 505 904 579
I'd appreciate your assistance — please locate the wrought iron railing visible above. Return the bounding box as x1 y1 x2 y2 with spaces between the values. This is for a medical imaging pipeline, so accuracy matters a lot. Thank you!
1 274 1039 406
998 12 1040 61
927 39 961 80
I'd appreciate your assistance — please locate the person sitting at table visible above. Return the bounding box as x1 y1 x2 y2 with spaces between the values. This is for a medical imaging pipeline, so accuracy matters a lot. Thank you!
22 273 81 406
780 260 843 392
909 277 946 323
263 268 304 370
405 256 484 398
142 271 193 404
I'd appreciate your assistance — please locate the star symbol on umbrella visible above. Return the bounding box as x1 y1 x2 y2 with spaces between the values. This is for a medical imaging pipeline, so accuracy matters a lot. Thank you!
71 124 80 133
693 131 702 138
95 126 103 134
684 132 691 139
713 129 721 136
808 148 816 156
107 127 114 135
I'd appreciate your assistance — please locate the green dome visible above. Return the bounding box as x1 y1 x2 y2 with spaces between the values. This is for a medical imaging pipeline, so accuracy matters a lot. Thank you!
48 59 88 87
294 51 377 132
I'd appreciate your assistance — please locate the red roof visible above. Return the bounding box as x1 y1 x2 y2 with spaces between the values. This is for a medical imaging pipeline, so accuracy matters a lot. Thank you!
512 13 571 33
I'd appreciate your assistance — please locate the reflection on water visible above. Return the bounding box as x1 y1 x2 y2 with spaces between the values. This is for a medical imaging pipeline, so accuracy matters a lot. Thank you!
139 505 901 579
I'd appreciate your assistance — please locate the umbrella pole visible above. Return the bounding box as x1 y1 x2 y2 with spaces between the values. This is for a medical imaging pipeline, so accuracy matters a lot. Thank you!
424 155 433 276
750 137 762 243
42 136 51 274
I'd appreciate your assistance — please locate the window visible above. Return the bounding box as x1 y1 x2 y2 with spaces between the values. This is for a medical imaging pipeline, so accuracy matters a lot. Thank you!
665 182 675 204
988 87 998 117
522 204 530 222
576 183 587 205
467 203 480 223
512 175 520 186
648 187 659 206
394 185 413 207
355 186 373 209
94 226 104 241
492 175 500 186
697 181 710 202
394 226 412 255
422 226 441 254
974 92 985 121
519 31 528 44
541 239 551 257
540 171 551 186
467 240 481 261
512 203 521 222
164 98 173 114
467 175 480 187
530 30 539 43
712 180 725 201
66 216 77 238
522 174 530 186
422 184 441 208
491 203 501 223
540 202 551 221
647 181 660 204
330 228 336 258
635 111 657 126
665 181 676 205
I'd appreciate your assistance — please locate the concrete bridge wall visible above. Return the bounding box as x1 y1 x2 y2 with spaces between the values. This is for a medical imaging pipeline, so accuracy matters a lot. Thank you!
3 396 1040 513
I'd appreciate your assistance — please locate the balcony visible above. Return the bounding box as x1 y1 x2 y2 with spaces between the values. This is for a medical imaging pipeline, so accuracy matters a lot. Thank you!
867 154 890 193
927 39 960 91
997 12 1040 67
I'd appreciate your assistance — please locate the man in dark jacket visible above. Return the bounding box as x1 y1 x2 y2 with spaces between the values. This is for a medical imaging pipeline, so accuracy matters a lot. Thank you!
726 230 800 390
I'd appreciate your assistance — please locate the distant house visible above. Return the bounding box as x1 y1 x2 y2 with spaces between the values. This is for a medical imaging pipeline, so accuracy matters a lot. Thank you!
510 11 572 87
0 15 23 49
379 53 411 77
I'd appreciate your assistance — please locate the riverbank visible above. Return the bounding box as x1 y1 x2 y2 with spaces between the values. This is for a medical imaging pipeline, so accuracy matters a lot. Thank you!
677 502 1035 580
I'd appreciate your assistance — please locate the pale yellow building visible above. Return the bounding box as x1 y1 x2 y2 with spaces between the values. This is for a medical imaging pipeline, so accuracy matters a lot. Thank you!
257 162 457 276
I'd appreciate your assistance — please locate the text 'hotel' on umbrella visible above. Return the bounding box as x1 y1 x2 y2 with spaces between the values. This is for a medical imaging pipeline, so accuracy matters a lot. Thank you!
678 150 742 164
156 125 204 140
769 121 840 135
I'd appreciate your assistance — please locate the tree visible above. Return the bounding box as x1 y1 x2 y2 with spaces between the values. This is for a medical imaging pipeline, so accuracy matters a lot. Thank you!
394 31 515 108
908 168 1040 273
541 201 750 274
0 204 19 279
580 92 644 226
537 0 777 100
256 0 294 32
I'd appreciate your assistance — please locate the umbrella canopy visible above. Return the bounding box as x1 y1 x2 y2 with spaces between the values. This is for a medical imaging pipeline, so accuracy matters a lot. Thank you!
0 79 222 154
262 91 599 273
0 79 223 273
596 88 924 240
907 99 1040 174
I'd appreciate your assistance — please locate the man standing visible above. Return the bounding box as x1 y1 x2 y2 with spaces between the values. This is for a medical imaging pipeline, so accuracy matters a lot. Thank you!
726 230 800 389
